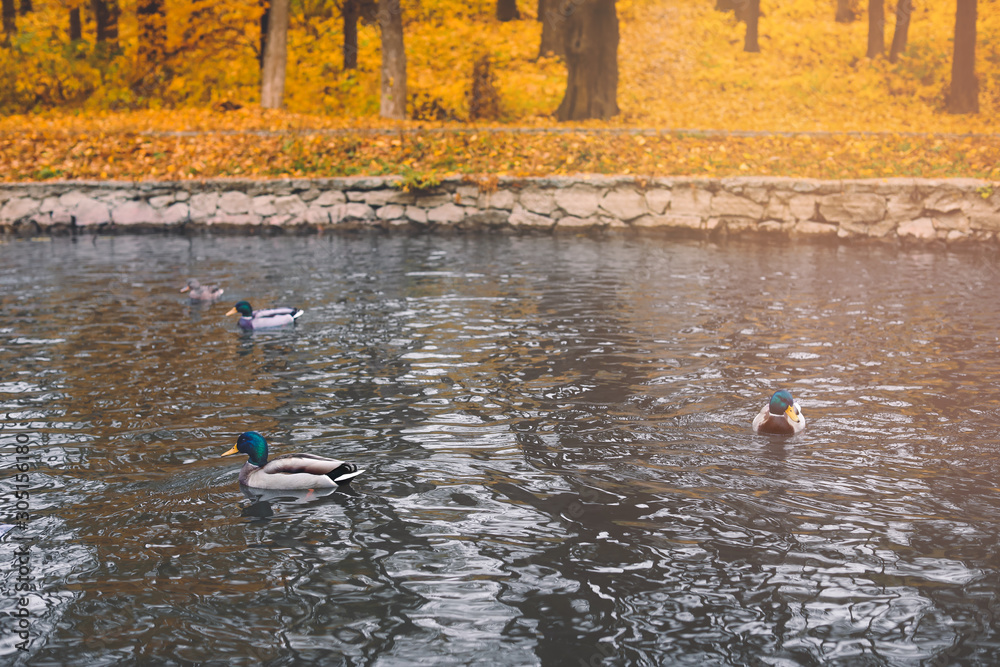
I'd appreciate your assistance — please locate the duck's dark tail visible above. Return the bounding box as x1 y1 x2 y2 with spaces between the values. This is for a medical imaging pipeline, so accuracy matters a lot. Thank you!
330 463 364 484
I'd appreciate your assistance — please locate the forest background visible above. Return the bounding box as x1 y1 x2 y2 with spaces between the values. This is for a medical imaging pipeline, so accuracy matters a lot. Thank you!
0 0 998 183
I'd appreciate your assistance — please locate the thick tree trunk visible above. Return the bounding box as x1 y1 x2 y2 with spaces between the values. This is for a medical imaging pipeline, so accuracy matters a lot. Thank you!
947 0 978 114
136 0 167 90
259 0 269 70
18 0 29 15
343 0 359 69
538 0 565 58
888 0 911 62
866 0 883 58
379 0 407 119
497 0 519 21
835 0 854 22
92 0 120 48
69 6 81 40
556 0 618 121
2 0 16 39
744 0 760 52
260 0 289 108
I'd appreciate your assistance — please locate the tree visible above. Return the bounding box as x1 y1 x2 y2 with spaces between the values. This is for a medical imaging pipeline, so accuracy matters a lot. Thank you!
2 0 15 39
888 0 911 62
947 0 978 114
835 0 854 22
69 6 81 40
538 0 565 58
260 0 289 108
556 0 618 121
379 0 407 118
92 0 120 49
258 0 268 69
497 0 519 21
340 0 374 70
866 0 883 58
135 0 167 91
744 0 759 52
18 0 29 15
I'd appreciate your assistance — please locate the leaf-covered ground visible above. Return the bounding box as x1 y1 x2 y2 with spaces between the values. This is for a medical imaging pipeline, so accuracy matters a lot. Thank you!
2 0 999 182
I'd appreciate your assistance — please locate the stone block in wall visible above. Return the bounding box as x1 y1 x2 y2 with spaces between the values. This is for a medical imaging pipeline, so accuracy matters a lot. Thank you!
454 185 479 203
719 216 758 232
71 196 111 226
600 188 647 221
710 191 764 219
792 220 838 236
970 212 1000 231
414 193 452 208
219 191 252 215
818 193 886 223
464 210 508 228
554 185 601 218
897 217 936 239
313 191 347 207
253 196 277 217
273 195 308 218
930 211 970 233
305 207 331 224
331 203 375 223
149 195 175 209
0 197 39 222
210 213 263 226
353 190 400 206
405 206 428 224
788 194 817 220
838 218 897 238
670 186 712 217
509 203 555 229
885 194 923 222
480 189 516 210
554 216 601 229
631 214 702 229
519 188 557 215
427 203 466 225
189 193 219 221
644 188 671 214
377 204 406 220
162 203 189 225
112 201 160 225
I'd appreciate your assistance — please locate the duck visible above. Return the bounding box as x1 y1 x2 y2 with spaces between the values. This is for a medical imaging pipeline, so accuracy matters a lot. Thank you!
180 278 224 301
221 431 364 489
226 300 303 329
752 389 805 435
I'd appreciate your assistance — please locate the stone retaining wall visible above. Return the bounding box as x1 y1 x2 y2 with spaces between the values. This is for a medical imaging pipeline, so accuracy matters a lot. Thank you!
2 176 999 242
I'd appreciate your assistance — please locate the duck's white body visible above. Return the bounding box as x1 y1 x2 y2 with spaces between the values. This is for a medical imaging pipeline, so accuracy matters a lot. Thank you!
237 453 364 489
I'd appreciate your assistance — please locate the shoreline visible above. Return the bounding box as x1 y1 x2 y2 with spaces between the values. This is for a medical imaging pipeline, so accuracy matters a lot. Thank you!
2 175 999 243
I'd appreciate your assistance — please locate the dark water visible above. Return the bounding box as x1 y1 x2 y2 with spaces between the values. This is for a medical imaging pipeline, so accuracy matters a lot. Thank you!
2 232 1000 665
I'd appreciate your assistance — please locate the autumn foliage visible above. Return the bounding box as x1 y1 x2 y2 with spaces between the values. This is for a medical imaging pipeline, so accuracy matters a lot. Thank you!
1 0 999 182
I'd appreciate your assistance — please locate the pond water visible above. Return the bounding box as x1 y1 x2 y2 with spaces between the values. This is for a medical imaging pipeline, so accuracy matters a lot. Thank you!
2 232 1000 665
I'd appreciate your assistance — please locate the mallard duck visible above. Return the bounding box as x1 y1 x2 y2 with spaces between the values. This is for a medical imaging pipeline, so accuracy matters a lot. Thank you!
226 300 303 330
180 278 225 301
752 389 805 435
221 431 364 489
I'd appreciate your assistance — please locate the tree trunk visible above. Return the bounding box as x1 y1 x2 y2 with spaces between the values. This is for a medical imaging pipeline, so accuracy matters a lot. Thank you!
2 0 15 39
888 0 911 62
343 0 359 69
259 0 269 70
835 0 854 22
260 0 289 108
538 0 565 58
556 0 618 121
744 0 760 52
866 0 883 58
379 0 407 119
92 0 120 48
69 6 81 40
497 0 519 21
947 0 978 114
136 0 167 91
18 0 29 15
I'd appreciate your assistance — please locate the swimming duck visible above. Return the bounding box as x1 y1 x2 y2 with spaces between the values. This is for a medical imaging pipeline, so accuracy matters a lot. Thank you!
221 431 364 489
752 389 805 435
181 278 224 301
226 300 303 329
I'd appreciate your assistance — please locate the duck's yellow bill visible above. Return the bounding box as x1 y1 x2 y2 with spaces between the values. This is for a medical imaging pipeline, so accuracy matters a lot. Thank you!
221 445 239 456
785 405 800 422
225 307 238 316
180 286 190 293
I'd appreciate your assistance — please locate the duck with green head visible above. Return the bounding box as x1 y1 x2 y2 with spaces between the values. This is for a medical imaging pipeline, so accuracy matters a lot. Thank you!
222 431 364 489
752 389 805 435
226 300 303 330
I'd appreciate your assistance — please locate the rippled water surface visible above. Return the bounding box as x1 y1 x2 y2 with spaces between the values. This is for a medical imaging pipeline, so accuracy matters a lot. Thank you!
3 233 1000 665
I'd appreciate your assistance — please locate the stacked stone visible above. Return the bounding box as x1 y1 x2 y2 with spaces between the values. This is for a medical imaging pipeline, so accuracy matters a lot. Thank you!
1 176 998 241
